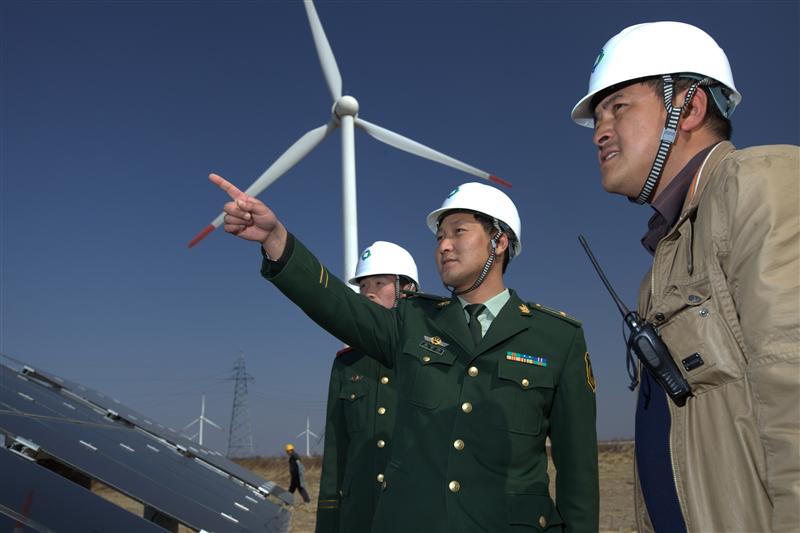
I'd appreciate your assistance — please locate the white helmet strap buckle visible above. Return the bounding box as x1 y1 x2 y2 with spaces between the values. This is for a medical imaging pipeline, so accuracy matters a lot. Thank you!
635 75 707 204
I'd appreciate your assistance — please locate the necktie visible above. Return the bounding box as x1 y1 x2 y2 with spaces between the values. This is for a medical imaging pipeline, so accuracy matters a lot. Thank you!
464 304 486 348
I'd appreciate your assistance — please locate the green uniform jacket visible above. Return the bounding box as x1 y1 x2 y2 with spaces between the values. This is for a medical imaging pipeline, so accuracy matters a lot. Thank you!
264 237 598 533
316 347 397 533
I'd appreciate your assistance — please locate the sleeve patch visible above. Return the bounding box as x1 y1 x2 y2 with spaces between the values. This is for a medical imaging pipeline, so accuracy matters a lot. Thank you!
584 351 596 393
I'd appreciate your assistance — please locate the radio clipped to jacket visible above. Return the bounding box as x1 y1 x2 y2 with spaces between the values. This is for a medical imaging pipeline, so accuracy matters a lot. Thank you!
578 235 692 407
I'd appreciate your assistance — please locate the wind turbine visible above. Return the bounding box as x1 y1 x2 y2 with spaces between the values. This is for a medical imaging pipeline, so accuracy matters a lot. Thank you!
296 416 320 457
182 395 222 446
189 0 509 282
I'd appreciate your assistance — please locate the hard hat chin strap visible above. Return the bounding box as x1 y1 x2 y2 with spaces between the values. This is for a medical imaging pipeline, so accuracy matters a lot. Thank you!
394 275 401 308
448 220 503 297
394 276 418 308
635 75 708 204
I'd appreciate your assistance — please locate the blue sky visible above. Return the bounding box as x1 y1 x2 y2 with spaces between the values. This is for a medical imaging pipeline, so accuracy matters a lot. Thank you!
3 0 798 456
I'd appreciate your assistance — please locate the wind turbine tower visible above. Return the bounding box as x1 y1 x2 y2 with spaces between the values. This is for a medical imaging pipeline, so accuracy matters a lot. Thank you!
189 0 509 284
296 417 319 457
227 352 255 458
183 395 222 446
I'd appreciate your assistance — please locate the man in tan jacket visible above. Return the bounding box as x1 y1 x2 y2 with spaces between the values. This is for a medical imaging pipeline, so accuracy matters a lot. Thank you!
571 21 799 532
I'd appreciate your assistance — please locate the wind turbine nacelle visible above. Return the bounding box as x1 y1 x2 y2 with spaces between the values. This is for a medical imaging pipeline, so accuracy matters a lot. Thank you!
334 95 359 118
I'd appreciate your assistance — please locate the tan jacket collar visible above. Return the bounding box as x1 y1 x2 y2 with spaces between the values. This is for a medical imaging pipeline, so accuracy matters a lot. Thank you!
682 141 736 214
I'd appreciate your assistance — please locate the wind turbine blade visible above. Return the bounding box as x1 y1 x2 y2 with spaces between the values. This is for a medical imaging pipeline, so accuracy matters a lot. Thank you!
303 0 342 102
204 418 222 430
296 431 305 439
188 120 337 248
182 418 199 430
355 117 511 188
309 430 320 438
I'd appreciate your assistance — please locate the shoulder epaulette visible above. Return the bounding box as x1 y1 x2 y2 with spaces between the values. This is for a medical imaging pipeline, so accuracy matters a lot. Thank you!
336 346 354 357
529 301 582 327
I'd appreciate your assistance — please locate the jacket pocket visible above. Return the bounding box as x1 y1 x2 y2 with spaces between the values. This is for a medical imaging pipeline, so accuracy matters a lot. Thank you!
496 360 554 435
339 383 367 433
404 339 456 409
507 492 564 531
653 276 745 395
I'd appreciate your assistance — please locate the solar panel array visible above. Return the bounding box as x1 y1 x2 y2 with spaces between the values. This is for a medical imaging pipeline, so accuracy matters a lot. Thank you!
0 445 166 532
0 360 292 532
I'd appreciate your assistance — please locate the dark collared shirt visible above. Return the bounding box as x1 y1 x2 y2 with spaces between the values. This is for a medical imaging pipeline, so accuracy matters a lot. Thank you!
641 144 718 254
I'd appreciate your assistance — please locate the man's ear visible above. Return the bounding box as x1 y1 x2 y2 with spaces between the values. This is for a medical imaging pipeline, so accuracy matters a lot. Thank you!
678 85 709 133
494 232 510 257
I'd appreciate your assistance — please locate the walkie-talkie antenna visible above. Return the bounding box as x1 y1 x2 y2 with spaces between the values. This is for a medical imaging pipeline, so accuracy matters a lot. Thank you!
578 234 693 405
578 235 631 318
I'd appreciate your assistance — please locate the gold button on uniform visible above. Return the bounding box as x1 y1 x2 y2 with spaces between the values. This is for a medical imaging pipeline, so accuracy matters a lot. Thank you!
453 439 465 451
377 406 386 415
377 439 386 448
350 393 357 400
448 480 461 493
467 366 479 377
422 356 431 363
380 376 389 384
538 515 547 528
376 473 385 482
521 378 530 388
461 402 473 413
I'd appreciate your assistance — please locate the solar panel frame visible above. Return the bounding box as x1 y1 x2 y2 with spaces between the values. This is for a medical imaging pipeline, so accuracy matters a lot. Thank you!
0 361 291 532
0 446 166 532
20 364 294 504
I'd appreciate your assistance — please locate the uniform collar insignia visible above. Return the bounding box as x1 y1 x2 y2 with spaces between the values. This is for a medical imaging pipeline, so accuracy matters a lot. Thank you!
518 303 531 315
436 299 452 308
424 335 448 348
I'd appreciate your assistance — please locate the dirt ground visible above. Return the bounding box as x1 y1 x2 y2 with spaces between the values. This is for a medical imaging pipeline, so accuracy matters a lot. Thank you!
239 441 637 533
94 441 636 532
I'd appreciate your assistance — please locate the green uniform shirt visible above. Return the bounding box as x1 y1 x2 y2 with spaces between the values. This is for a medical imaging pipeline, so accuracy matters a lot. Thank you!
316 347 396 533
264 237 599 532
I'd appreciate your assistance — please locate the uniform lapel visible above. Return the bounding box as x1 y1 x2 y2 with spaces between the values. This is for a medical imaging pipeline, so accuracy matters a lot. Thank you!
434 297 473 355
470 290 532 363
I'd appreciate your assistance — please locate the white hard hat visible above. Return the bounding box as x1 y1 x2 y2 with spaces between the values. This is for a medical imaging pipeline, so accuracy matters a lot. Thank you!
426 182 522 259
571 21 741 127
348 241 420 287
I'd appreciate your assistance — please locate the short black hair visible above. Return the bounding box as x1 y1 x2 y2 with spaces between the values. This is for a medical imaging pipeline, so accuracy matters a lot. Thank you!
590 76 731 140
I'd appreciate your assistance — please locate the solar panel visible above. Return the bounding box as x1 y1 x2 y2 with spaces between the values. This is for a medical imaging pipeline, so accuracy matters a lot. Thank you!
0 446 165 532
0 360 292 532
20 364 294 505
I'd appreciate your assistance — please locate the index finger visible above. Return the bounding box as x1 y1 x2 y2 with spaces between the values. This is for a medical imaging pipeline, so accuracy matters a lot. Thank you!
209 173 244 200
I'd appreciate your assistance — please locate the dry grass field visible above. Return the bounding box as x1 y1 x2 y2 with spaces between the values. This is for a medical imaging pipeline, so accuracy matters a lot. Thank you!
94 441 636 532
237 441 636 533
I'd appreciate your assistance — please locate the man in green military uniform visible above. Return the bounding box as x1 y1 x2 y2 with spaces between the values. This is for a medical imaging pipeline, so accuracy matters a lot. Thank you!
210 174 599 532
316 241 420 533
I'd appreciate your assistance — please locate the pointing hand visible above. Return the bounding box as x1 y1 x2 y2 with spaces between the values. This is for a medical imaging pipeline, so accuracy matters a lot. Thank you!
209 173 288 257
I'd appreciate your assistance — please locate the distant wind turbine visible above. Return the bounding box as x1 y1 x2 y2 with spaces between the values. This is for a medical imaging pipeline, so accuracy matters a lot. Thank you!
189 0 508 282
182 395 221 446
296 417 320 457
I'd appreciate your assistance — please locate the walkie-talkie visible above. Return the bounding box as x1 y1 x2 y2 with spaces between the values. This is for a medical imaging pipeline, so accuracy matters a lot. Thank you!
578 235 692 407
